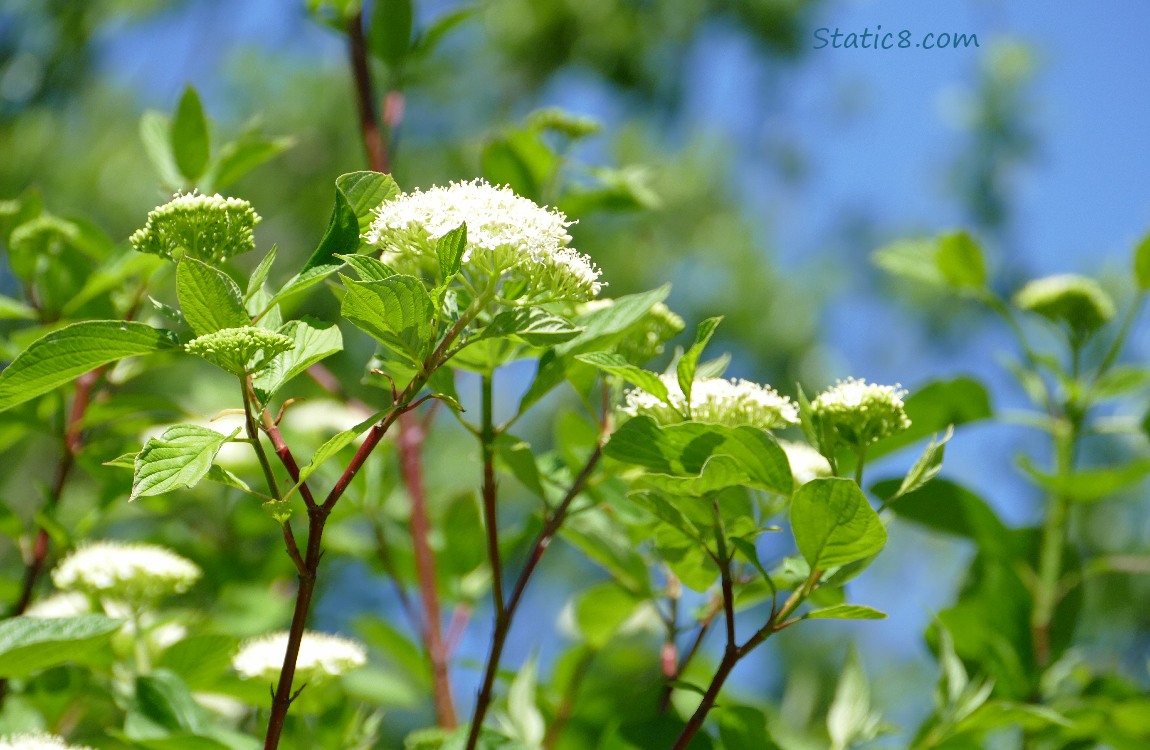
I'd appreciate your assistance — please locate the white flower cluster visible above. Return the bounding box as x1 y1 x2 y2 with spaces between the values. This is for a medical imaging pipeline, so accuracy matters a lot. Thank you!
365 179 602 301
811 377 911 449
51 541 201 603
130 192 260 263
621 374 799 431
0 734 94 750
779 440 832 485
232 630 367 684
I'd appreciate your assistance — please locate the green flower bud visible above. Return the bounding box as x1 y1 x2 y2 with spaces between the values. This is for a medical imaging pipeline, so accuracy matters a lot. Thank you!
130 192 260 263
1013 274 1116 337
812 378 911 450
185 326 294 376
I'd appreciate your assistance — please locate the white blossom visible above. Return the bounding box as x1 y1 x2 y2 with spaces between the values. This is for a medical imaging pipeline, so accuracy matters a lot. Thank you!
365 179 602 301
811 378 911 449
621 374 798 431
0 734 94 750
24 592 90 619
233 630 367 684
51 541 201 603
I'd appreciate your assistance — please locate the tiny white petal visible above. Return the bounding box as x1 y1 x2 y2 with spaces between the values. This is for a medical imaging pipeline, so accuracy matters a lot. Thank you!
233 630 367 684
0 734 95 750
621 374 798 431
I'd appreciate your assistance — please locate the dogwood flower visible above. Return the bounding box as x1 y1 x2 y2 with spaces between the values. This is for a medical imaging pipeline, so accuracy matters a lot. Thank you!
621 374 798 431
365 179 602 301
811 378 911 450
233 630 367 684
52 541 201 603
130 192 260 263
184 327 294 376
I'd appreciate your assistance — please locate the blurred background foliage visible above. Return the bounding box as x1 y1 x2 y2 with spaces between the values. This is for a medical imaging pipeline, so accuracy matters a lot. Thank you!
2 0 1149 747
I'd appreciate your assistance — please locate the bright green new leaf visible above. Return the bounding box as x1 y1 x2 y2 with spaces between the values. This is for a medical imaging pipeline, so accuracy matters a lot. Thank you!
574 583 641 650
176 257 250 336
340 275 434 363
560 284 671 355
140 111 183 188
805 604 888 621
872 238 947 287
936 230 987 288
605 416 792 495
281 410 389 500
1135 229 1150 290
505 655 545 748
252 319 343 402
677 316 722 410
131 424 239 501
0 295 37 320
436 223 467 281
1092 364 1150 400
575 352 669 401
337 253 398 282
246 245 278 298
827 647 884 750
0 615 124 678
0 321 179 413
171 86 210 182
638 454 759 496
791 477 886 570
894 426 952 499
482 307 582 347
135 669 212 734
207 134 293 192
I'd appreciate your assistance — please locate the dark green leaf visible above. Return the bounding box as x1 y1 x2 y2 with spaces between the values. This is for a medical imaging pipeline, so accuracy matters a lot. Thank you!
483 308 582 347
436 223 466 281
559 285 671 355
176 257 250 336
0 321 179 413
867 377 992 460
877 478 1011 560
135 669 209 733
370 0 414 67
0 615 124 677
791 478 886 570
171 86 210 182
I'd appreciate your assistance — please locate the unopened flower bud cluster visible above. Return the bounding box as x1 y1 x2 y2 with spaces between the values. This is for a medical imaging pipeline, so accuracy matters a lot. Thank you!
185 327 294 375
130 192 260 263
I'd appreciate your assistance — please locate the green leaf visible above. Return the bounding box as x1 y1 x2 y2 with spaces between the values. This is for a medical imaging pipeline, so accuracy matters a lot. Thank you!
876 478 1011 560
370 0 414 67
135 669 209 733
1135 229 1150 291
730 537 772 584
559 284 671 355
1018 455 1150 503
573 582 640 649
0 295 37 320
894 426 952 499
872 238 947 287
505 655 545 748
177 257 250 336
246 245 278 298
252 319 343 402
805 604 888 620
340 275 434 363
575 352 669 401
606 416 793 495
171 86 210 182
482 307 582 347
677 316 722 411
436 223 467 281
0 615 124 678
0 321 179 413
827 648 883 750
282 410 389 500
791 478 886 569
1092 365 1150 400
131 424 239 501
717 706 781 750
306 171 400 271
337 252 398 282
207 134 293 192
867 377 992 461
140 110 183 188
936 230 987 288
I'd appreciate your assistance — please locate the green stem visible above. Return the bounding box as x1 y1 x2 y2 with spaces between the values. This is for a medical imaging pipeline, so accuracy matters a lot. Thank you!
1095 291 1144 382
241 377 281 500
854 445 867 486
1031 419 1077 668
